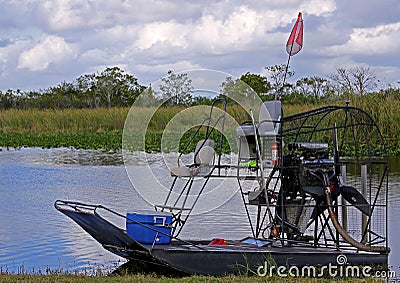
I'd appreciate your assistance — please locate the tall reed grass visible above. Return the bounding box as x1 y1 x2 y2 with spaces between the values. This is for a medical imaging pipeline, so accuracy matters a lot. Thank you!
0 108 128 134
0 96 398 154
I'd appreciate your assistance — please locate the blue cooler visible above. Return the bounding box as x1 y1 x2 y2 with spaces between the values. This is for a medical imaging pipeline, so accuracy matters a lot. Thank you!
126 211 173 244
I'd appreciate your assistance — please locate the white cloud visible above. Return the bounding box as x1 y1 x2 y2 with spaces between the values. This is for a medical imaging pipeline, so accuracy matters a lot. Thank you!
325 22 400 56
40 0 90 31
0 39 25 64
300 0 336 16
193 5 261 52
135 21 188 50
37 0 204 32
17 35 76 71
134 5 262 54
1 0 400 90
0 38 32 78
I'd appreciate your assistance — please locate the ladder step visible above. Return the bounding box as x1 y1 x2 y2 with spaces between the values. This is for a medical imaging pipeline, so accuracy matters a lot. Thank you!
155 205 192 211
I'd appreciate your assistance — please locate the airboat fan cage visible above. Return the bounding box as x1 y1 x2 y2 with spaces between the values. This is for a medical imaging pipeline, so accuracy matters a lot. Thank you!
282 105 388 159
277 105 389 252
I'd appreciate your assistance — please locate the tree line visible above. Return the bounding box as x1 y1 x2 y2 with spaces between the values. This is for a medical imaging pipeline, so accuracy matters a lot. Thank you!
0 67 145 110
0 64 398 110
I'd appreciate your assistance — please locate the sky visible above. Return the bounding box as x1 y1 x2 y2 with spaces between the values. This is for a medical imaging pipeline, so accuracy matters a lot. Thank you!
0 0 399 92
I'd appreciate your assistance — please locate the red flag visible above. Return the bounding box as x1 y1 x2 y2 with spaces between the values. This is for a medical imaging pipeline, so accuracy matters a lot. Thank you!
286 12 303 56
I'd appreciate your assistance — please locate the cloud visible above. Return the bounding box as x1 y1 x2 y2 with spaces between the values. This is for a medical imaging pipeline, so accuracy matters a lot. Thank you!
135 21 188 50
126 1 337 64
299 0 336 17
0 0 399 90
325 22 400 56
0 38 31 76
40 0 88 31
17 35 76 71
193 5 261 52
133 5 263 55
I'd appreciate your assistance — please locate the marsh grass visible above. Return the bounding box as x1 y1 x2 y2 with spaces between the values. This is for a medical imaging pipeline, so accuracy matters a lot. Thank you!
0 108 129 134
0 97 398 154
0 106 247 135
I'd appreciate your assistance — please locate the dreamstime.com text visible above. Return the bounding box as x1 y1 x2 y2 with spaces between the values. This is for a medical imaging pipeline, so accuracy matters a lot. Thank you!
257 254 396 279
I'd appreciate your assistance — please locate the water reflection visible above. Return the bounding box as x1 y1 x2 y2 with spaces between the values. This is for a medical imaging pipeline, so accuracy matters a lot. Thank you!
0 148 399 274
0 148 129 273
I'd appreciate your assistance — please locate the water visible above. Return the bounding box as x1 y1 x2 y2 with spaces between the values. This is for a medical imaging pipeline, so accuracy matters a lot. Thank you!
0 148 399 274
0 148 134 273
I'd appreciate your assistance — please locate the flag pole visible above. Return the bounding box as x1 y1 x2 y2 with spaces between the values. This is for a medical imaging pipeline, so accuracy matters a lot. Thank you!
278 49 293 100
278 12 303 100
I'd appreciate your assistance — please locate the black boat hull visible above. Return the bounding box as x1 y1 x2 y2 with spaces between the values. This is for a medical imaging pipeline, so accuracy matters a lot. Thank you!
55 200 388 276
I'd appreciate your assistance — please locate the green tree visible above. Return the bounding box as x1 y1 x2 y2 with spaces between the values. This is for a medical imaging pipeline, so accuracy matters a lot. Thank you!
295 76 328 99
94 66 143 108
75 73 98 108
239 72 271 97
22 90 41 109
46 81 81 109
158 70 193 106
0 89 15 109
220 76 255 99
219 76 259 113
265 64 294 99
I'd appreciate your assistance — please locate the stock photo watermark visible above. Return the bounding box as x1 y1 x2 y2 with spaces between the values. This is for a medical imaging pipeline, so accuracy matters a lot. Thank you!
123 69 263 214
257 254 396 279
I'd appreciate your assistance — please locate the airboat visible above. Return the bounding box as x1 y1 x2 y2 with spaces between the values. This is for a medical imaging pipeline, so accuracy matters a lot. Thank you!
55 98 390 275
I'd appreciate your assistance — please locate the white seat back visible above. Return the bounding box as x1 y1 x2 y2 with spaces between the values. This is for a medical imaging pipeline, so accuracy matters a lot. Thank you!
258 100 281 136
194 139 215 165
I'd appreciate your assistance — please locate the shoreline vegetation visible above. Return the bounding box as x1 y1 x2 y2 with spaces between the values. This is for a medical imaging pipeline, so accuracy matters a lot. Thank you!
0 95 399 155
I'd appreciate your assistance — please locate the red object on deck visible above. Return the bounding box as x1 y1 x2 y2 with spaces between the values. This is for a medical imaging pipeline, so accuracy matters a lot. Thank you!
208 238 227 245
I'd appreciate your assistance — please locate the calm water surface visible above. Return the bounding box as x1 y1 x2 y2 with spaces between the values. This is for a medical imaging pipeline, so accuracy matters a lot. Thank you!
0 148 399 274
